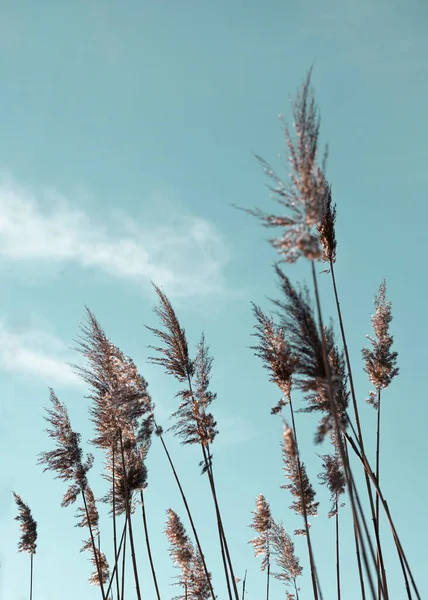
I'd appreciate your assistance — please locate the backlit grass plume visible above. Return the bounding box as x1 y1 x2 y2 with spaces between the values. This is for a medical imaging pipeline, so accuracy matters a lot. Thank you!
169 333 218 449
13 492 37 555
146 285 194 383
270 520 302 599
148 285 237 600
317 181 337 265
249 494 273 600
251 303 298 414
236 69 328 263
165 509 212 600
281 425 319 532
299 338 350 445
73 307 154 450
38 389 93 508
147 286 217 449
274 267 348 443
75 485 110 587
101 444 147 516
38 389 107 599
318 450 345 599
318 451 345 519
13 492 37 600
362 280 399 408
363 280 399 599
74 308 156 600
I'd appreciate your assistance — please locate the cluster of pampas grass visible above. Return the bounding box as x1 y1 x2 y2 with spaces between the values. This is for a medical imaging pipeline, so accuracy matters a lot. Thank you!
12 69 420 600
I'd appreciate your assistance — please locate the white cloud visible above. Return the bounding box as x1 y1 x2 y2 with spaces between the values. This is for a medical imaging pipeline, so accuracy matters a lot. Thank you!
0 178 230 298
0 323 82 387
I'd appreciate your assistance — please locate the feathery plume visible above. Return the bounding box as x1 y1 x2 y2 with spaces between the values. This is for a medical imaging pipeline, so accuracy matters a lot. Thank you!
317 181 337 265
270 520 302 586
170 333 218 448
73 307 154 450
300 336 350 444
251 304 298 413
281 426 318 533
362 280 399 408
75 485 100 537
318 452 346 518
165 509 212 600
236 69 328 263
146 285 194 383
38 389 93 507
13 493 37 555
248 494 273 571
75 487 110 587
88 547 110 587
101 445 147 516
274 267 348 442
148 288 217 449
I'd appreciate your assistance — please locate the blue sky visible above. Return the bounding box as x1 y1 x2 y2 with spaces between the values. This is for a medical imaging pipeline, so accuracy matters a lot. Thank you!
0 0 427 598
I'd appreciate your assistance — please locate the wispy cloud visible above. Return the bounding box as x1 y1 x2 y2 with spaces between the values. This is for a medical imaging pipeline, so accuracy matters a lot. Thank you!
0 322 82 387
0 178 231 298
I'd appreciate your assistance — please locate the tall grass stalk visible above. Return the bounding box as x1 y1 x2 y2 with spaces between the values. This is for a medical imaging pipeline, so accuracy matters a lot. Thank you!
323 246 389 598
140 488 161 600
335 497 340 600
118 430 142 600
112 444 121 600
105 520 127 598
288 402 320 600
81 490 107 600
155 425 216 600
345 434 419 599
13 492 37 600
310 262 381 599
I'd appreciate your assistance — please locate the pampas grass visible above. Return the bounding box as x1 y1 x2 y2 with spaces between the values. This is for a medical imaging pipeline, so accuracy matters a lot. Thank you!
10 68 423 600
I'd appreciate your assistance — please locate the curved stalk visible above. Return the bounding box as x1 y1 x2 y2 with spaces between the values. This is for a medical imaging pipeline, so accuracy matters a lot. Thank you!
345 433 418 599
289 398 320 600
112 444 121 600
156 428 216 600
105 520 127 599
311 262 381 599
330 262 389 598
119 430 142 600
81 490 107 600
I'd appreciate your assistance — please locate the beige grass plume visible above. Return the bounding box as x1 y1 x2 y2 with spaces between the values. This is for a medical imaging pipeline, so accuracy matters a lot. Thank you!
13 492 37 555
362 279 399 408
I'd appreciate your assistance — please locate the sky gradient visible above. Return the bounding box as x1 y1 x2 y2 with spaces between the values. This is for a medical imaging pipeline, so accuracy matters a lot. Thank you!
0 1 427 599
